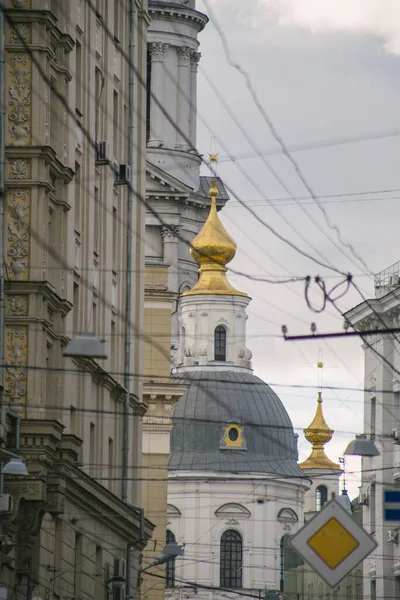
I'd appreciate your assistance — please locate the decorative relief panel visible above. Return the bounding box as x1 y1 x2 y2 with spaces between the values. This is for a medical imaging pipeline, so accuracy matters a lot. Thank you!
8 158 30 180
5 326 28 415
6 188 30 280
8 0 31 7
6 295 28 316
7 53 32 146
9 22 31 44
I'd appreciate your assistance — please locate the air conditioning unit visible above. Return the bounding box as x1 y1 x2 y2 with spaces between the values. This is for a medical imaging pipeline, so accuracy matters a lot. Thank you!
393 428 400 442
116 164 131 184
96 141 111 164
0 494 12 513
113 558 127 580
359 491 369 506
387 529 399 544
111 582 125 600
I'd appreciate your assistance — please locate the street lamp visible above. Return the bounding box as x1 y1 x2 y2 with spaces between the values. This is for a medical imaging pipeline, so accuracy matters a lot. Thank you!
344 434 380 457
63 332 107 359
137 540 184 588
2 458 28 476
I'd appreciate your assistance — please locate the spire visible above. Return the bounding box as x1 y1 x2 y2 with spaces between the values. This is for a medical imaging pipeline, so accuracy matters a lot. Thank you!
299 391 341 470
183 157 247 297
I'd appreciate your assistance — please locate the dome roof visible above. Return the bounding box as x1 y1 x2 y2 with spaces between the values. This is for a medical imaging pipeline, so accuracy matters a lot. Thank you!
183 179 247 297
169 370 305 478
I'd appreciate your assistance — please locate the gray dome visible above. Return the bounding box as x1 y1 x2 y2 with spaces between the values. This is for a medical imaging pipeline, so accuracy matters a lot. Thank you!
169 370 305 478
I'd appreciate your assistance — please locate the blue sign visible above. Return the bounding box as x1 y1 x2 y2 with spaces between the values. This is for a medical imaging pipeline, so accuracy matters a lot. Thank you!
384 490 400 521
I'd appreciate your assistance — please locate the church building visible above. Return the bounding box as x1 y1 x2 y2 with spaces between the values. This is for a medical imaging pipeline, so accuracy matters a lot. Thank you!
165 177 311 598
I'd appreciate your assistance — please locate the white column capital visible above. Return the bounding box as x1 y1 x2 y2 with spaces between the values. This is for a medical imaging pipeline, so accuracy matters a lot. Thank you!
177 45 192 64
190 51 201 70
149 42 169 62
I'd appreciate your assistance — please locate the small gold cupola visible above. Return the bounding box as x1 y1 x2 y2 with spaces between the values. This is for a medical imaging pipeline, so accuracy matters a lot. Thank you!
299 391 341 471
183 161 247 297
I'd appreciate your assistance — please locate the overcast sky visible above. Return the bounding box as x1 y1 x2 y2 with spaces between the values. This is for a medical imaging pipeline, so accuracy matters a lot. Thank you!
195 0 400 496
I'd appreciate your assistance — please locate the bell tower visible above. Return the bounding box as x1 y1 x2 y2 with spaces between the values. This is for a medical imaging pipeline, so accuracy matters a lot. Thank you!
147 0 208 189
173 173 252 372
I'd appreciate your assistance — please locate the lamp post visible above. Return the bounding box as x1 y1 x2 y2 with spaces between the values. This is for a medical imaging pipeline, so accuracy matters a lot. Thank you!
344 434 380 457
137 540 184 589
63 333 107 359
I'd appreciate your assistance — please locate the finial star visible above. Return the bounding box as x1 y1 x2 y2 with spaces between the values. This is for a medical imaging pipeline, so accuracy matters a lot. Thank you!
208 153 219 164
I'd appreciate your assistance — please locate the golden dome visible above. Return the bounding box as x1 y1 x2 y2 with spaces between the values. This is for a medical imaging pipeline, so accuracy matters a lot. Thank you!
298 392 341 471
183 179 247 297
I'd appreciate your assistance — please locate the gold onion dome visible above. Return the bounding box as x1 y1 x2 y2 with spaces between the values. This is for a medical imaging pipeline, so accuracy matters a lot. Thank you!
298 392 341 471
183 179 247 296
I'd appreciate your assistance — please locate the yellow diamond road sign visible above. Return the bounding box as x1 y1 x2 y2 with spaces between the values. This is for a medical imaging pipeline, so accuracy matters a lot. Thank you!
289 499 377 588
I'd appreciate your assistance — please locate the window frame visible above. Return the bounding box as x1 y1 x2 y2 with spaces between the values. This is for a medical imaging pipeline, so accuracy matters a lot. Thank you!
315 485 328 511
220 529 243 589
166 530 176 587
214 325 227 362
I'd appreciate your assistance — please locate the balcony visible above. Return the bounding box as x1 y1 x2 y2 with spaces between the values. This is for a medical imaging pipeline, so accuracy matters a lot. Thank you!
374 260 400 299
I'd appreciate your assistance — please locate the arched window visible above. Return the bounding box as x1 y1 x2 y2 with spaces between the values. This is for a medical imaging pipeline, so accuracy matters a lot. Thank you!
166 530 176 587
315 485 328 511
181 326 186 352
220 530 242 589
214 326 227 361
355 569 363 600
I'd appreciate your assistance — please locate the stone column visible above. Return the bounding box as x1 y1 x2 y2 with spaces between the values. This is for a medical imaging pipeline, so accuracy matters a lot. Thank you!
161 225 180 292
189 51 200 151
148 42 169 148
175 46 191 150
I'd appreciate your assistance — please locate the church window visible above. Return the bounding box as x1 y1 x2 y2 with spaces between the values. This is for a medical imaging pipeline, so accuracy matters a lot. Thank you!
228 428 238 442
166 530 176 587
220 530 242 589
315 485 328 511
214 325 227 361
221 422 246 450
181 326 186 353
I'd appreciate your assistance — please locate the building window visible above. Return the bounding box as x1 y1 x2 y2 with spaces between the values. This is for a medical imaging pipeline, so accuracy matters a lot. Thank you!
166 530 176 587
370 483 376 534
220 529 242 589
113 91 118 157
146 45 151 143
370 580 376 600
370 396 376 439
214 326 227 361
315 485 328 511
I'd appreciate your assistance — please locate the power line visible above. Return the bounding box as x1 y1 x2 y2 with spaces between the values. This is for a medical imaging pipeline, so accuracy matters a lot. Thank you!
203 0 374 279
218 128 400 163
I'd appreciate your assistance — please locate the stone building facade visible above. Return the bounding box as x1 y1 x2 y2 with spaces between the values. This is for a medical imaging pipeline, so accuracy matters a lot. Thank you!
1 1 152 599
141 262 186 600
345 261 400 600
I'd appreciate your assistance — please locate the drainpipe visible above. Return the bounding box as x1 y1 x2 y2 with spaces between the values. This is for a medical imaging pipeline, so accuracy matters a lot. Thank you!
123 0 136 505
124 0 136 597
0 1 6 424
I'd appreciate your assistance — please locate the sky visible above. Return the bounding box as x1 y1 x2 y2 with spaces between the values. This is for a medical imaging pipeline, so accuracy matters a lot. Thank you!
195 0 400 497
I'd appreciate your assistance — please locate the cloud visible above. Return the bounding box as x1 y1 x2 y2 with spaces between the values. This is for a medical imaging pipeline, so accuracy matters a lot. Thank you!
259 0 400 54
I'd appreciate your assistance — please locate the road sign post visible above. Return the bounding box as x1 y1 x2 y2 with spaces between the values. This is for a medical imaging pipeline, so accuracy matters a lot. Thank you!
289 499 376 588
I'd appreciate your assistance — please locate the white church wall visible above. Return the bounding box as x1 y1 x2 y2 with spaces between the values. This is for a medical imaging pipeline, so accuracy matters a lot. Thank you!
167 474 308 597
175 295 252 370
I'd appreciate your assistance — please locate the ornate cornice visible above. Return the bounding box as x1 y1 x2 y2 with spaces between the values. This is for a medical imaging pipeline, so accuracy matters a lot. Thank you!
148 2 208 32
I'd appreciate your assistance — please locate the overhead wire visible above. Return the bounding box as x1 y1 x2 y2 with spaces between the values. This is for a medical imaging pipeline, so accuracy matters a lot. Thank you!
203 0 375 280
200 65 371 281
6 5 400 576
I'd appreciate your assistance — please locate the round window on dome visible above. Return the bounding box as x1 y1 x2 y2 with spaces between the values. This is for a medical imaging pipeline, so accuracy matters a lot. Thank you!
221 423 246 449
228 427 239 442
